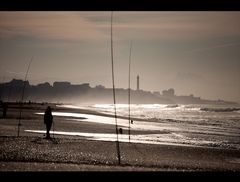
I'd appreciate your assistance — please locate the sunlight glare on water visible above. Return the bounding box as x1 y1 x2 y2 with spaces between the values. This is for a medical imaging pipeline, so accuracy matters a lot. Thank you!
35 103 240 150
25 129 220 148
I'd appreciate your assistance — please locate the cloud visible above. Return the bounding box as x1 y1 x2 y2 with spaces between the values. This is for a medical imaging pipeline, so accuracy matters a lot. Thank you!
0 12 108 41
83 11 240 41
1 11 240 43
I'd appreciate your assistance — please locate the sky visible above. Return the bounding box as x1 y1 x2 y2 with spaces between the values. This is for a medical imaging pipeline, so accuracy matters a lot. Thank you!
0 11 240 102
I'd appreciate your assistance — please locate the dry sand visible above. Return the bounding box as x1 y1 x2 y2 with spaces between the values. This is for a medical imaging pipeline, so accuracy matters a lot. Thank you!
0 102 240 171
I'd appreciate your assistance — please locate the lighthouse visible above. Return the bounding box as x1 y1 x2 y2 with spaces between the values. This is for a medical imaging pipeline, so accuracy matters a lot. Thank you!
137 75 139 91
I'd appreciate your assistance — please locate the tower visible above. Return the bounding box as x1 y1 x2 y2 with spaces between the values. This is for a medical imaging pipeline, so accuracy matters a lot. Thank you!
137 75 139 91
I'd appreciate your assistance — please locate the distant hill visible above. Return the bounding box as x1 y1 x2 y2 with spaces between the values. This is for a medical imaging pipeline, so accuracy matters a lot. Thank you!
0 79 238 105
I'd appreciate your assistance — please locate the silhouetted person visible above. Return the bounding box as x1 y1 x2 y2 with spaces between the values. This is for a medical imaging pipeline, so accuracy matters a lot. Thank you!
131 120 133 124
44 106 53 139
2 102 7 118
119 128 123 134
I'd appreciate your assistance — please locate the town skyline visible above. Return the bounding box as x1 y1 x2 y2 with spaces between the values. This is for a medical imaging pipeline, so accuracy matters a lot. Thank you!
1 78 239 105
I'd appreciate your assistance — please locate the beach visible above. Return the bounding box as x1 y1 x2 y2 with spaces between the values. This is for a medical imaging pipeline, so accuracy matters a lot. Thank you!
0 102 240 171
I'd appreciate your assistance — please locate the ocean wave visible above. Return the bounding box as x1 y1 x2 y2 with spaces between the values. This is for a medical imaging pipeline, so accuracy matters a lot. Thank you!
165 104 179 108
200 107 240 112
183 105 201 110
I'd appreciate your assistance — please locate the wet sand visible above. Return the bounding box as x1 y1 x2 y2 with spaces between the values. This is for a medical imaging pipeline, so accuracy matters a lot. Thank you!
0 103 240 171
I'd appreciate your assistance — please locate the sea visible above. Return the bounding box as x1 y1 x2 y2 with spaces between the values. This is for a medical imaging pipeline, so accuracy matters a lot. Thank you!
30 103 240 150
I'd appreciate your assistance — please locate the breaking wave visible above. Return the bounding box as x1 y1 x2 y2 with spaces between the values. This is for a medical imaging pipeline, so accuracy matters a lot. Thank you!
200 107 240 112
165 104 179 108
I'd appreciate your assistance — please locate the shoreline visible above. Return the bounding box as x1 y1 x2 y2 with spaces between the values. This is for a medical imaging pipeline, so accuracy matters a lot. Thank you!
0 102 240 171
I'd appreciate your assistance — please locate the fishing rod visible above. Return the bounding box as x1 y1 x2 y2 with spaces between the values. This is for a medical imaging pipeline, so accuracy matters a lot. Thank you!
128 42 132 143
17 57 33 137
111 11 121 165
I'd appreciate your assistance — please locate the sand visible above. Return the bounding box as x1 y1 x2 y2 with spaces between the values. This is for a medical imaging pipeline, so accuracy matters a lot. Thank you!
0 102 240 171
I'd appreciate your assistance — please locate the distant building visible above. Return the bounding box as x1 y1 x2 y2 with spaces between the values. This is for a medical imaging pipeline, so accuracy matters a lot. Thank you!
7 79 29 87
95 85 105 89
37 82 51 88
53 81 71 88
162 88 175 97
137 75 139 91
